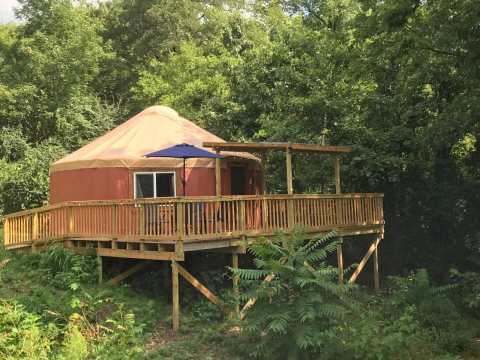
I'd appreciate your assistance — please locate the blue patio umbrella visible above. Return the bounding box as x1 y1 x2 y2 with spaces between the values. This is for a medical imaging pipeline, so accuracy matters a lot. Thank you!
145 143 222 196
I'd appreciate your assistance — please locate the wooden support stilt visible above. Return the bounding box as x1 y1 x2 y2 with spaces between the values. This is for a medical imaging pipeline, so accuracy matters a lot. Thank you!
97 254 103 284
373 238 380 291
240 274 275 320
172 260 180 332
108 260 152 285
348 237 381 284
337 242 344 284
176 263 221 305
232 253 240 316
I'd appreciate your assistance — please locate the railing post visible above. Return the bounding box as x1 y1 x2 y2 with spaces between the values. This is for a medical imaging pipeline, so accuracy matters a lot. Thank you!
3 218 9 246
287 197 294 229
112 204 117 237
176 200 185 260
68 206 74 237
139 203 145 237
32 212 38 242
239 200 246 232
262 196 268 230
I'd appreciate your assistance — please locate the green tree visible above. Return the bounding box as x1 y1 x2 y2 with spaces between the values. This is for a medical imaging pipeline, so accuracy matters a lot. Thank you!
233 230 352 359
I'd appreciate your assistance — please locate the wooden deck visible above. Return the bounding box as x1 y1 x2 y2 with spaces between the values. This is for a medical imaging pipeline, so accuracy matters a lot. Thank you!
2 193 384 259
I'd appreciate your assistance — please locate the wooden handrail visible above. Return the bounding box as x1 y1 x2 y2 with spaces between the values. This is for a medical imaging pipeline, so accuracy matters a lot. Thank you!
2 192 385 219
2 193 384 249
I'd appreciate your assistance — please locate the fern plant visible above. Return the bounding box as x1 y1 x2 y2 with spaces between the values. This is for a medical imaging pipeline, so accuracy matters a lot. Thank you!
231 229 354 360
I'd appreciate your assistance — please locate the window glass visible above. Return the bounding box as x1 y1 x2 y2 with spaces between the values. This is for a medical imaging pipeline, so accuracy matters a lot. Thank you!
156 173 175 197
135 173 154 198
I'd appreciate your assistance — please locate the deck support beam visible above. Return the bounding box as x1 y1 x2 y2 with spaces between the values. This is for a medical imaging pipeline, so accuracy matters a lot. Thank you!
337 242 344 284
348 236 382 285
177 263 221 305
373 240 380 291
240 273 275 320
232 253 239 316
108 260 153 285
171 260 180 332
97 255 103 284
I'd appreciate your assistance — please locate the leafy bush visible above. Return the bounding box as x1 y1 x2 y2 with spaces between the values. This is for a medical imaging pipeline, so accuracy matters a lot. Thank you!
384 269 470 351
0 300 58 359
31 244 97 289
90 304 145 359
58 324 88 360
449 269 480 315
233 230 353 359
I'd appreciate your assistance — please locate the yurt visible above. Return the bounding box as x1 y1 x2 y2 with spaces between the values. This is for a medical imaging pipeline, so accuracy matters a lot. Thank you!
49 106 263 203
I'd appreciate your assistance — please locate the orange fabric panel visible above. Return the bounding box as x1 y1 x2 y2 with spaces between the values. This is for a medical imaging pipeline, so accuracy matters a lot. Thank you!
50 163 263 203
50 168 130 204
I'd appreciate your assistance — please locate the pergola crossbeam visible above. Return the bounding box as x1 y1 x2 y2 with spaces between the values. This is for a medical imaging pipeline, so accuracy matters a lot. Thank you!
203 142 352 154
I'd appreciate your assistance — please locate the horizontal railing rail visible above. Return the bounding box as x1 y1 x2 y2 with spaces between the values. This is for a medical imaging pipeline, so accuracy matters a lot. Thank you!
2 194 384 249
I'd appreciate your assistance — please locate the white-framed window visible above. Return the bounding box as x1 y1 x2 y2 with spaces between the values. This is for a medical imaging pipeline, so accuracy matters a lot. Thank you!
134 172 176 198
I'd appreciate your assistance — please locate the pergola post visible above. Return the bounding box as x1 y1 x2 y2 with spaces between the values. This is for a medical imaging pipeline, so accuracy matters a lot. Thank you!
215 149 222 196
286 146 293 195
334 156 344 284
285 146 295 228
334 156 341 194
260 153 267 195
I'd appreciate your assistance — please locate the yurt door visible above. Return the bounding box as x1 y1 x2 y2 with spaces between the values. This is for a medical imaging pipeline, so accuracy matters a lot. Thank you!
231 166 246 195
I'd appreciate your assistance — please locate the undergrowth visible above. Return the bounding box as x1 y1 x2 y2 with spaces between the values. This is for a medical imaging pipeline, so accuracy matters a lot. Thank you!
0 228 479 359
232 230 480 360
0 239 239 359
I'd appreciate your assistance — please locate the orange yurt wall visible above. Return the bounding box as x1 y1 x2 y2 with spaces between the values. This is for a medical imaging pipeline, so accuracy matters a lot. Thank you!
50 168 131 203
50 162 263 204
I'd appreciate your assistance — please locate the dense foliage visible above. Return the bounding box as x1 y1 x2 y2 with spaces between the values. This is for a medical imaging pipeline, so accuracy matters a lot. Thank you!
0 1 479 357
0 233 478 359
232 231 352 358
0 241 241 359
234 231 480 359
1 0 478 277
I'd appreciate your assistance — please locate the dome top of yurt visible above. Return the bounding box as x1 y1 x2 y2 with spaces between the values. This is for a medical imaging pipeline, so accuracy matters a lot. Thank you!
50 106 258 173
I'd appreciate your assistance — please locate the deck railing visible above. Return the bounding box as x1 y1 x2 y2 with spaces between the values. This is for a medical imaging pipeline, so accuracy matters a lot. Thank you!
2 194 384 249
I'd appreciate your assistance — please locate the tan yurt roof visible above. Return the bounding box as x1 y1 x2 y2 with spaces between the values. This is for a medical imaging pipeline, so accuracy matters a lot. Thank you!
50 106 259 173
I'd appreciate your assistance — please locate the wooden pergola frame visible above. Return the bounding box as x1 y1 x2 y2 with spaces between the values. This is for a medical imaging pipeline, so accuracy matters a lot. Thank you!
204 142 352 197
204 141 381 310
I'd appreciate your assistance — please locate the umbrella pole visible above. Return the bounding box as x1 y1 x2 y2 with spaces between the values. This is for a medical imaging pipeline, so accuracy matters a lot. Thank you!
183 158 186 197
